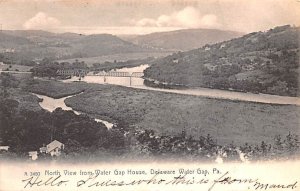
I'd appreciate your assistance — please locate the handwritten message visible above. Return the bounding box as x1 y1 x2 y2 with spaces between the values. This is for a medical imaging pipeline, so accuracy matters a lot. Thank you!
21 167 298 191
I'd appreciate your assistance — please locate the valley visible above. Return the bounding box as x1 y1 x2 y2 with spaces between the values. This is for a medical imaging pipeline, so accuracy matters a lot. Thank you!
0 25 299 162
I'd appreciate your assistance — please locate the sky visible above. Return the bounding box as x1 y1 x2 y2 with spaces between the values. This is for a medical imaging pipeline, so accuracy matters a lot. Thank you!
0 0 299 35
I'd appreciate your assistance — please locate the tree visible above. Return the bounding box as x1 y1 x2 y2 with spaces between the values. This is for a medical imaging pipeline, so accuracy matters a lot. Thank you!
274 135 283 151
0 73 19 97
267 80 288 96
285 132 299 153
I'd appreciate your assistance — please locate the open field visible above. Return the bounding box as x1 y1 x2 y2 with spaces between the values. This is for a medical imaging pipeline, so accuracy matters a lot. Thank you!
0 63 32 72
27 80 300 146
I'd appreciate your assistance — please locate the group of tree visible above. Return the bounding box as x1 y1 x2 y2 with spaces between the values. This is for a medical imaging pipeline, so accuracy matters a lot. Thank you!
131 128 300 160
31 58 88 78
0 99 125 155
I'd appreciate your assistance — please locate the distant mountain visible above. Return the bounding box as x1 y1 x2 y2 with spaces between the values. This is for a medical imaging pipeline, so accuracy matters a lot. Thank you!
2 30 56 38
144 25 300 96
59 32 85 39
0 30 153 61
0 32 31 46
121 28 244 51
72 34 149 57
2 30 84 42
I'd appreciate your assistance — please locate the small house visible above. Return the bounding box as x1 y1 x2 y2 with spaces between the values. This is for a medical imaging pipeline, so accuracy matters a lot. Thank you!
172 59 179 64
28 151 38 160
39 146 47 153
205 47 211 51
220 44 226 49
46 140 64 156
0 146 10 152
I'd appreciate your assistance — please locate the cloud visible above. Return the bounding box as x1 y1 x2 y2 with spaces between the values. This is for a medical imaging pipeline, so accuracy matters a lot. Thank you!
135 7 221 29
200 14 219 28
23 12 61 30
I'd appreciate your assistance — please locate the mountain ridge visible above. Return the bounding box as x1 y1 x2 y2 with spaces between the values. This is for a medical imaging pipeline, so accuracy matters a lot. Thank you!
121 28 244 51
0 30 153 60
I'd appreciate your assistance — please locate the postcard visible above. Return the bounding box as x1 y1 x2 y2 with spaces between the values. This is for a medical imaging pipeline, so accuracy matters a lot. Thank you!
0 0 299 191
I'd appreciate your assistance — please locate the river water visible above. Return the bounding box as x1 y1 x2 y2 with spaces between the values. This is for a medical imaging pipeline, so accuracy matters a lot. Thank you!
33 93 114 129
62 64 300 106
62 64 148 86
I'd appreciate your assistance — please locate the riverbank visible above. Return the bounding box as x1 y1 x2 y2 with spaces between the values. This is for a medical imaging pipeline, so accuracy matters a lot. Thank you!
144 79 188 89
28 79 88 99
140 80 300 106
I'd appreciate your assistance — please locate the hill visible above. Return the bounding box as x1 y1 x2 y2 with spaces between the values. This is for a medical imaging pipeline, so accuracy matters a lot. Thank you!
2 30 56 38
144 25 300 97
122 28 243 51
0 33 32 47
0 30 153 61
72 34 149 57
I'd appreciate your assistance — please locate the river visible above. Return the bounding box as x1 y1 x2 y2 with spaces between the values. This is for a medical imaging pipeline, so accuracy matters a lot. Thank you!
61 64 300 106
62 64 147 86
32 93 114 129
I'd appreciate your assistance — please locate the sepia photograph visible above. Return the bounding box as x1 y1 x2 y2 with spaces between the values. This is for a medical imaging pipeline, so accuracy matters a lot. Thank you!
0 0 299 190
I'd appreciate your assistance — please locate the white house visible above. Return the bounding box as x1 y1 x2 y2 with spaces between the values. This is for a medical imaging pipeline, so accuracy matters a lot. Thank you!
172 59 179 64
205 47 211 51
39 146 47 153
5 48 15 53
220 44 226 49
0 146 10 151
46 140 64 156
28 151 38 160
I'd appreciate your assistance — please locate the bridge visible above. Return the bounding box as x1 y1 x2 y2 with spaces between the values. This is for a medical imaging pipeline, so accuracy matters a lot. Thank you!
90 71 144 78
56 69 89 76
57 69 144 86
57 69 144 78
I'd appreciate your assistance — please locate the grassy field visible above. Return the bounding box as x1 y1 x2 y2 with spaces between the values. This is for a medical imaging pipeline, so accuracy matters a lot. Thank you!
0 63 32 72
26 81 297 146
28 79 88 98
26 79 300 145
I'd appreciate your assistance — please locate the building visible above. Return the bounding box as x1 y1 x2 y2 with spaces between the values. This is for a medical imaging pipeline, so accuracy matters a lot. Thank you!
0 146 10 151
205 46 211 51
28 151 38 160
56 69 89 76
172 59 179 63
39 146 47 153
46 140 64 156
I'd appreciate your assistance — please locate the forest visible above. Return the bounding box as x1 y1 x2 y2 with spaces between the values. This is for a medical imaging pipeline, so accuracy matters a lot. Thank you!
144 25 299 96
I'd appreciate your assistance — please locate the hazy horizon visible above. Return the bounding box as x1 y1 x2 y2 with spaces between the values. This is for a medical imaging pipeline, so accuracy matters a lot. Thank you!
2 26 248 36
2 24 299 37
0 0 299 35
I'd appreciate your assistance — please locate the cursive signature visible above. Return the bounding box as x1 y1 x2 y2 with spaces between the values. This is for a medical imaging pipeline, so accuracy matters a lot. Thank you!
209 172 298 191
